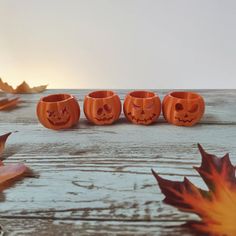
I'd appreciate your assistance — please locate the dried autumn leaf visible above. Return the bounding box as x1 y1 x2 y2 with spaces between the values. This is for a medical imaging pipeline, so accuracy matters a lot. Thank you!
0 132 31 189
15 81 47 94
0 132 11 157
0 96 19 110
0 78 47 94
152 144 236 236
0 163 28 185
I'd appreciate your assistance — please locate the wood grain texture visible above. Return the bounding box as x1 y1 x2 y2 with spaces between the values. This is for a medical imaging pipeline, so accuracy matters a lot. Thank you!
0 89 235 236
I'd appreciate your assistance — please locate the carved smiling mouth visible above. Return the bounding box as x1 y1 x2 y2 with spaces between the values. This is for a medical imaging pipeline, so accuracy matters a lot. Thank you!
95 115 114 122
48 116 70 126
175 117 194 123
128 112 156 123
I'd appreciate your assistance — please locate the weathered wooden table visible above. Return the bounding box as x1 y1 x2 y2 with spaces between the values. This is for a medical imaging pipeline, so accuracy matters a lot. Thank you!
0 89 235 236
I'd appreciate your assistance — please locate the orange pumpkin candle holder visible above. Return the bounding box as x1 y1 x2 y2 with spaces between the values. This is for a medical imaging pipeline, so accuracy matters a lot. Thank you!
37 94 80 130
84 90 121 125
123 90 161 125
162 91 205 126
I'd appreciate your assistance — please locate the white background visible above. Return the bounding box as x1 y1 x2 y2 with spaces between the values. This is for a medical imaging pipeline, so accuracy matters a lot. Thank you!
0 0 235 89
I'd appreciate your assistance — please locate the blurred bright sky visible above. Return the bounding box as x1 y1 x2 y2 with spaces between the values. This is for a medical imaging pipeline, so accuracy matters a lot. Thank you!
0 0 236 89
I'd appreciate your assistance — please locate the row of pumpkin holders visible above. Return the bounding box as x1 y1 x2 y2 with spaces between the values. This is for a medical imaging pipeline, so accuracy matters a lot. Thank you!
36 90 205 130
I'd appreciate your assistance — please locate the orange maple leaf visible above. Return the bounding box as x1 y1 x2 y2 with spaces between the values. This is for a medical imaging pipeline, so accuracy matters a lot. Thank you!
152 144 236 236
0 78 47 94
0 132 31 190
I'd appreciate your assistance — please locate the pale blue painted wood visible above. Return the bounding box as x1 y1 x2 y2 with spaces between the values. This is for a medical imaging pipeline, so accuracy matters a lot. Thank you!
0 89 235 235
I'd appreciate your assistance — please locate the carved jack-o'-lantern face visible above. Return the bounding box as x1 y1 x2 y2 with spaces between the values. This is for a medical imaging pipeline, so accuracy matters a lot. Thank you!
162 92 205 126
95 104 113 123
174 102 199 124
123 91 161 125
84 90 121 125
37 94 80 130
46 107 70 126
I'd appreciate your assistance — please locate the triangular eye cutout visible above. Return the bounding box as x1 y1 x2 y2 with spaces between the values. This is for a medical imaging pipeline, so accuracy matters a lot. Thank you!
189 104 198 113
104 104 112 113
46 110 54 117
97 107 103 115
62 107 68 114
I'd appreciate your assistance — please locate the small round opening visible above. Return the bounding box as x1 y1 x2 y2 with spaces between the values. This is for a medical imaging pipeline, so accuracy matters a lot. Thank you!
129 91 155 99
170 92 199 100
42 94 71 103
88 90 114 99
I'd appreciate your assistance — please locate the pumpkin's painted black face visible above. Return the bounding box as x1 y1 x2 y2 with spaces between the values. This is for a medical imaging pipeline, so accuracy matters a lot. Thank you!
174 102 199 124
95 104 114 123
47 107 70 126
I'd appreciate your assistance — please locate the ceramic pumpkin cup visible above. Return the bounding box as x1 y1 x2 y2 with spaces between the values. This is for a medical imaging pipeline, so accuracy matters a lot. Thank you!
162 91 205 127
123 90 161 125
37 94 80 130
84 90 121 125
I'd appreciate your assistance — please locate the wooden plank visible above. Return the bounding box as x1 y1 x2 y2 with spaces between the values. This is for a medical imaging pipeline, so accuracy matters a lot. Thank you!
0 89 235 235
0 89 235 124
0 123 235 221
0 218 194 236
